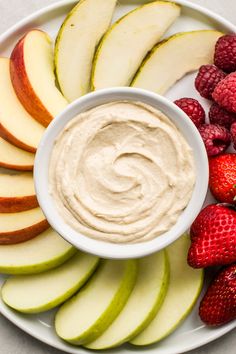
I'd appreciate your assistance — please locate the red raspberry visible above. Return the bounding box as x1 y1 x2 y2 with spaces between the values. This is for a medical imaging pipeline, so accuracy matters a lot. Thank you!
174 98 205 128
213 73 236 113
209 103 236 129
231 121 236 150
214 34 236 73
198 124 231 156
195 65 226 99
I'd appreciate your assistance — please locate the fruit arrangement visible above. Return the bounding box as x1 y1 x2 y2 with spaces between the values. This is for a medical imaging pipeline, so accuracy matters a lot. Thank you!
174 34 236 326
0 0 235 351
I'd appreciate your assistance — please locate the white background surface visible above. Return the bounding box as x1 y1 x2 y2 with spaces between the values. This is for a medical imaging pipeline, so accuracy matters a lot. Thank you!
0 0 235 353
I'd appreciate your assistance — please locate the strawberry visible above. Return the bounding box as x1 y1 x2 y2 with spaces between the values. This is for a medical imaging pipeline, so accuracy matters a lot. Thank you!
209 154 236 204
199 264 236 326
188 204 236 268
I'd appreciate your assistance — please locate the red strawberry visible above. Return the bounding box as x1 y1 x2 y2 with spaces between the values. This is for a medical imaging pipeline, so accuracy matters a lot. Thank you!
195 65 226 99
209 154 236 204
199 264 236 326
213 73 236 113
174 98 205 128
214 34 236 73
188 204 236 268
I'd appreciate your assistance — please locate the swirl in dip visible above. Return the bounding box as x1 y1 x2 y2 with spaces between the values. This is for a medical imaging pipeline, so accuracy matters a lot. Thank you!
49 101 196 244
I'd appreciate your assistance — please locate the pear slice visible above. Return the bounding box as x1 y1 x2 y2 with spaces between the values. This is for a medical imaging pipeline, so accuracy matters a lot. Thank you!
85 250 169 350
55 259 137 345
2 252 99 313
0 228 76 275
0 173 38 213
0 58 45 153
0 138 34 171
132 30 223 94
130 234 203 346
91 1 180 90
10 30 68 127
55 0 117 101
0 207 49 244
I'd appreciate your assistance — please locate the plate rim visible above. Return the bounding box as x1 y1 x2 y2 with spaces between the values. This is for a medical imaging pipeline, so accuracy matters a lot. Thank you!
0 0 235 353
0 296 235 354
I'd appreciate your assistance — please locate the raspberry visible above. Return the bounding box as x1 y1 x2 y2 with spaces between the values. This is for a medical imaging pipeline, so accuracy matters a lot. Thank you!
209 103 236 129
195 65 226 99
214 34 236 73
174 98 205 128
198 124 231 156
230 121 236 150
212 73 236 113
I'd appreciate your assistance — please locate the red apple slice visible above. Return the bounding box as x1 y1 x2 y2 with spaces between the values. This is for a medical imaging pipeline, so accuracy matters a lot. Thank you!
0 173 38 213
0 58 45 153
10 30 68 127
0 138 34 171
0 207 49 244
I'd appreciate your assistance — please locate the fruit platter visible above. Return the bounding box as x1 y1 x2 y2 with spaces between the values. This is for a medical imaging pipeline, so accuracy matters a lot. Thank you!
0 1 235 354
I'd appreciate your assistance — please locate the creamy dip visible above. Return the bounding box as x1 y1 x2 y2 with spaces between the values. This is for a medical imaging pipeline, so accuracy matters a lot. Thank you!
49 101 196 244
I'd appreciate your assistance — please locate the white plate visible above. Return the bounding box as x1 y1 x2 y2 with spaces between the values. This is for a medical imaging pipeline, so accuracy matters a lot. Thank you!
0 1 235 353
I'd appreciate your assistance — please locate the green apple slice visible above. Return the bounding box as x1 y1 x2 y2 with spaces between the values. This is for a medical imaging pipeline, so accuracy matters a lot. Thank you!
85 250 169 350
91 1 180 90
0 228 76 275
55 259 137 345
132 30 223 94
130 234 203 346
1 252 99 313
55 0 117 101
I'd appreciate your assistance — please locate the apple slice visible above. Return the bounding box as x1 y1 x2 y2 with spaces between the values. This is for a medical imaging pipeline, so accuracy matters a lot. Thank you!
2 252 99 313
0 58 45 153
55 0 117 101
10 30 68 127
130 234 203 346
0 207 49 244
0 138 34 171
0 228 76 274
0 173 38 213
85 250 169 350
55 259 137 345
91 1 180 90
132 30 223 94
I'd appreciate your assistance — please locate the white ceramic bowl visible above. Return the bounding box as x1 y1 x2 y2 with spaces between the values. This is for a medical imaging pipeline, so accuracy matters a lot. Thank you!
34 87 208 259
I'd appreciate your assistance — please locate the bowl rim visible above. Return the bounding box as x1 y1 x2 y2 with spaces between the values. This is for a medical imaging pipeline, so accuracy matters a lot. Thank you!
34 87 209 259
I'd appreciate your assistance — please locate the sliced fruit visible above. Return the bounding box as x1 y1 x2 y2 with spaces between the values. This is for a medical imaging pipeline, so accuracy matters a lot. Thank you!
55 0 117 101
0 138 34 171
2 252 99 313
131 234 203 346
0 207 49 244
86 250 169 350
0 58 45 153
0 228 76 274
132 30 223 94
55 259 137 345
10 30 68 127
0 173 38 213
92 1 180 90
